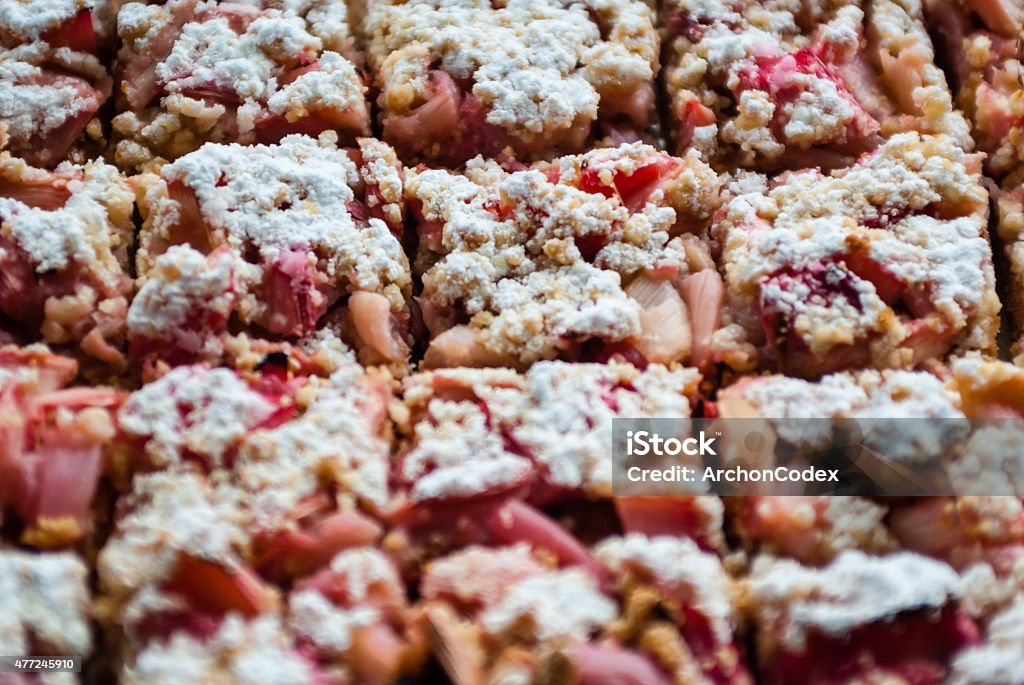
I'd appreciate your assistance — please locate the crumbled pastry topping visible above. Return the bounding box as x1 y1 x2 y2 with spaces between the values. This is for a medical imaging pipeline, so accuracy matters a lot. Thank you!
127 245 241 357
140 135 409 304
113 0 367 167
723 369 965 460
422 544 547 608
0 156 133 360
233 0 354 52
0 550 93 656
115 362 391 544
103 370 393 611
926 0 1024 182
0 62 101 153
662 0 968 165
596 534 736 642
0 0 110 165
287 548 399 654
400 361 699 500
0 155 133 278
951 425 1024 496
492 362 697 493
400 394 532 502
287 589 377 655
267 50 363 117
948 598 1024 685
735 496 898 566
728 368 962 420
235 368 393 512
747 550 962 651
480 568 616 642
365 0 657 138
718 133 997 366
121 614 316 685
0 0 86 40
157 10 317 101
410 143 719 364
117 365 278 469
98 471 251 601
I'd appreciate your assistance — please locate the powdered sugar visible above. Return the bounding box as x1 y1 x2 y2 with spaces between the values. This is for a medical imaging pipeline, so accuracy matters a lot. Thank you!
412 143 719 365
480 568 615 641
596 534 736 642
719 133 997 370
122 614 315 685
158 136 408 294
748 550 962 650
365 0 656 139
0 0 84 39
400 361 699 500
118 365 277 468
0 550 92 657
235 371 392 513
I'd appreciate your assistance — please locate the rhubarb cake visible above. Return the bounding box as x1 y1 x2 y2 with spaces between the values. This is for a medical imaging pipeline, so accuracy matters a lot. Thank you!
928 0 1024 361
0 2 1020 684
662 0 971 170
417 534 751 685
713 361 1024 568
363 0 661 165
714 132 999 377
0 154 135 368
746 551 979 684
98 354 418 682
111 0 369 171
130 134 412 372
390 361 725 563
0 0 114 167
407 142 728 371
0 548 94 684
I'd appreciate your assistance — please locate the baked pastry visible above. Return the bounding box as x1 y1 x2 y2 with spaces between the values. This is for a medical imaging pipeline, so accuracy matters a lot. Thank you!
923 0 1024 362
715 133 999 377
662 0 970 170
0 0 113 167
0 154 134 367
130 134 411 372
364 0 661 164
112 0 369 171
407 143 726 371
0 4 1019 684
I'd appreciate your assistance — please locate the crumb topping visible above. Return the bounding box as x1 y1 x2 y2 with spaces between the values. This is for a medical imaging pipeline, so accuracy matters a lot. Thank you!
114 0 367 167
748 550 962 651
480 568 616 642
117 365 277 468
98 471 250 599
122 614 315 685
719 133 996 363
0 550 92 657
0 157 132 278
663 0 968 164
235 369 392 512
127 245 239 355
365 0 657 137
596 534 735 642
411 143 719 364
400 361 698 500
0 0 85 39
948 598 1024 685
